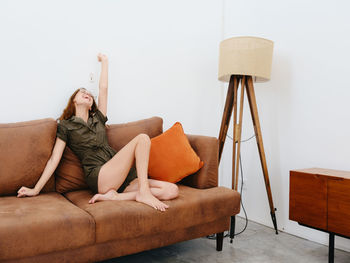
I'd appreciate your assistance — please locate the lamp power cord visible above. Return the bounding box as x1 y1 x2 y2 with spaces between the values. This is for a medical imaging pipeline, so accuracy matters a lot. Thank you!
206 133 255 240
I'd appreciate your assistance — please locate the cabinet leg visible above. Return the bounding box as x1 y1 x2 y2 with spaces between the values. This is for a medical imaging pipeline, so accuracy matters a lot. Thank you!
329 233 334 263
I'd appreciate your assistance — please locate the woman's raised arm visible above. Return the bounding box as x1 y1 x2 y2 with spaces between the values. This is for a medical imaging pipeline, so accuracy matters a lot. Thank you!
97 53 108 117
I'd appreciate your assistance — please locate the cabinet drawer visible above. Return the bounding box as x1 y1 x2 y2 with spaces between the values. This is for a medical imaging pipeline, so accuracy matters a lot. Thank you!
289 171 327 230
328 178 350 236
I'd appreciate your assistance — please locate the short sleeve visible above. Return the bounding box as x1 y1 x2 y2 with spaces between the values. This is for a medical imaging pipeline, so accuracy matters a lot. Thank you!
56 121 68 143
95 108 108 125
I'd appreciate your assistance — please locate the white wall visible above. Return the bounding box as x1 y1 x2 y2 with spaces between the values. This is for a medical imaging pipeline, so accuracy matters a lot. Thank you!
219 0 350 252
0 0 222 137
2 0 350 253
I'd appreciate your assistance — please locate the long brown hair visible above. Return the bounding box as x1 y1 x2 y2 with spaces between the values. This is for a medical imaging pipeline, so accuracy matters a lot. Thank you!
56 88 98 121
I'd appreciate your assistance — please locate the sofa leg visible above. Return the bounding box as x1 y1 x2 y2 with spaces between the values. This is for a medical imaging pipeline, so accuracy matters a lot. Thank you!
230 215 236 243
216 232 224 251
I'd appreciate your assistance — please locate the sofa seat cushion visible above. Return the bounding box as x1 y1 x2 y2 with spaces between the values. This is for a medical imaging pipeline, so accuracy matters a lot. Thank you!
63 184 240 243
0 192 95 261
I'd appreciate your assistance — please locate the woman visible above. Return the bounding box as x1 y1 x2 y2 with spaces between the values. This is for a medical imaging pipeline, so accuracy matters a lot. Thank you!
17 53 178 212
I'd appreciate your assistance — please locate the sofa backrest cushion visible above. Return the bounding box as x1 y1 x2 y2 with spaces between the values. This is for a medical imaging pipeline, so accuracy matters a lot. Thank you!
54 116 163 194
0 118 56 196
54 146 89 193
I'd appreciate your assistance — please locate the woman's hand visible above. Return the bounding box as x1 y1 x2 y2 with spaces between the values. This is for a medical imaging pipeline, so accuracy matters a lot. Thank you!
97 53 108 62
17 186 39 198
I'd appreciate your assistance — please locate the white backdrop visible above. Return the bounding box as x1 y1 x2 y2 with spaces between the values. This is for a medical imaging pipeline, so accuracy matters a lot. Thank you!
0 0 222 138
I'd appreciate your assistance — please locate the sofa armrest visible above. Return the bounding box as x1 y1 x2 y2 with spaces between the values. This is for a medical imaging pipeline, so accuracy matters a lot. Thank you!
178 134 219 189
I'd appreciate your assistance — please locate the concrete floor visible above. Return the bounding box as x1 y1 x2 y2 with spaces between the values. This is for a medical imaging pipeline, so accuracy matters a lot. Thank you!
101 217 350 263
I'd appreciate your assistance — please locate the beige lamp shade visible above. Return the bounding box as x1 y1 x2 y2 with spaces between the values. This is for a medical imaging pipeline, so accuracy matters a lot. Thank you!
218 36 274 83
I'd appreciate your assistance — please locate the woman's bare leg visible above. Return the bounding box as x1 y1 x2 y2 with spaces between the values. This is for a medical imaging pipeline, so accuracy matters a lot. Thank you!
96 133 169 211
89 187 167 208
89 178 179 211
124 178 179 199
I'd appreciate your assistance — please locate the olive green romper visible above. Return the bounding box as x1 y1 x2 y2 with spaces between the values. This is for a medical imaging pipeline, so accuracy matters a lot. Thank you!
56 108 137 194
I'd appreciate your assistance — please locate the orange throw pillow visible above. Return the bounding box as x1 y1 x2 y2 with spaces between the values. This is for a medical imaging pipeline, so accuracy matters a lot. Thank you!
148 121 204 183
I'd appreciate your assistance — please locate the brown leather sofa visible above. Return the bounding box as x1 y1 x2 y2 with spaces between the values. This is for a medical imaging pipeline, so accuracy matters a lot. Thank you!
0 116 241 263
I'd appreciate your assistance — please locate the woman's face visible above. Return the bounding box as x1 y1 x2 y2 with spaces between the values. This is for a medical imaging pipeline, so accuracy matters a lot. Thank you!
74 88 94 109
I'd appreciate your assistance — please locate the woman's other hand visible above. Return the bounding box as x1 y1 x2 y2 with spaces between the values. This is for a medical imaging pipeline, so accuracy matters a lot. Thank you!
17 186 39 198
97 53 108 62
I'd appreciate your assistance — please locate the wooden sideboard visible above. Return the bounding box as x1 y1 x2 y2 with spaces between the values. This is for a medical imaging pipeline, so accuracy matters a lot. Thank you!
289 168 350 263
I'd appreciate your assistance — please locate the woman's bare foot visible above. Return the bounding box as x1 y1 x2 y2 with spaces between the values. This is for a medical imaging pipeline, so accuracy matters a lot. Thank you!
136 189 169 211
89 189 120 203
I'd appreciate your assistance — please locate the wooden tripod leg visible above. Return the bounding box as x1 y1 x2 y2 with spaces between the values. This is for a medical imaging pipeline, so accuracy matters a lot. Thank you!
218 75 238 163
233 76 245 190
245 76 278 234
231 76 239 190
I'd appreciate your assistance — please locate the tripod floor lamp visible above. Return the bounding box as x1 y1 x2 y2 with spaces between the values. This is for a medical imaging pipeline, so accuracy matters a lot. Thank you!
217 36 278 238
